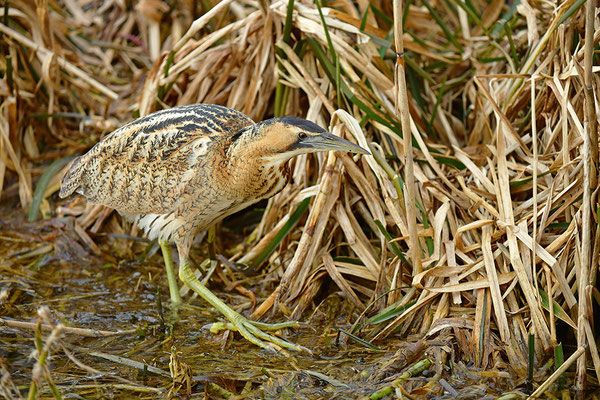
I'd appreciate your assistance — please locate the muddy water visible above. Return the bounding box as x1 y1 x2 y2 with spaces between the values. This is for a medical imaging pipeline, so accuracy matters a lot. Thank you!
0 215 551 399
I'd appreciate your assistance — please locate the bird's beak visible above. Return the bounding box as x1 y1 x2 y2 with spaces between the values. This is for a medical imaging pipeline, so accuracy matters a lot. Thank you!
306 131 370 155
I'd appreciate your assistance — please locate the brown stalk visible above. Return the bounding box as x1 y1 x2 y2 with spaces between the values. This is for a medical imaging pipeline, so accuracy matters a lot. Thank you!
393 0 420 277
576 0 597 389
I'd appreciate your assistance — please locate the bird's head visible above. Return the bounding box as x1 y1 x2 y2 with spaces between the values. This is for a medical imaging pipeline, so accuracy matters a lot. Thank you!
238 116 369 165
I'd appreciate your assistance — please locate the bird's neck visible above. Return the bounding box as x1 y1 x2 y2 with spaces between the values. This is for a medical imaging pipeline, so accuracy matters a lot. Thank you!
224 133 291 200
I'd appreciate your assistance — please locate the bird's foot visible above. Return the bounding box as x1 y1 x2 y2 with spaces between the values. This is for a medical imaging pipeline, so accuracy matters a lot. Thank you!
210 316 309 353
178 260 309 353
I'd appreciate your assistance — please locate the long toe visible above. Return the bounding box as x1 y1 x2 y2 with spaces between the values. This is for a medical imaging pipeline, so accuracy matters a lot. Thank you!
210 317 309 353
178 260 309 352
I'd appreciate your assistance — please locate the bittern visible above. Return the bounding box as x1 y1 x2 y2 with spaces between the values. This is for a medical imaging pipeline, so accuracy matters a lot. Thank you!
59 103 369 351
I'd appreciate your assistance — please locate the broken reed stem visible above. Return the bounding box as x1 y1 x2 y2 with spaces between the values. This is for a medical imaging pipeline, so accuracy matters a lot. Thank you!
28 308 63 400
0 317 138 337
528 346 586 400
172 0 234 53
583 0 598 189
531 75 545 341
576 0 596 389
393 0 420 275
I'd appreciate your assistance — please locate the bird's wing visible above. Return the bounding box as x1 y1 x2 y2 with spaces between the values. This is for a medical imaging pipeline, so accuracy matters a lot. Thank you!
59 104 254 215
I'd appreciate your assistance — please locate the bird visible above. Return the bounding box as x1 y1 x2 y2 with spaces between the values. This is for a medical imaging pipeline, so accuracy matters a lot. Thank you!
59 103 369 351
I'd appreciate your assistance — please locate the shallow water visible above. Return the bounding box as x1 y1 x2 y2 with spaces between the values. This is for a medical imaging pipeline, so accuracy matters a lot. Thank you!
0 215 590 399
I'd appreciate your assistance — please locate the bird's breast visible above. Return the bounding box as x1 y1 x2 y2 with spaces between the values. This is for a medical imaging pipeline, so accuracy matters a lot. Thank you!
220 148 290 199
256 162 290 200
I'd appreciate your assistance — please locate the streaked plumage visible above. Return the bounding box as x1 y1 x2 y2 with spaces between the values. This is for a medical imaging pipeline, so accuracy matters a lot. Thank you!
60 103 369 351
61 105 253 253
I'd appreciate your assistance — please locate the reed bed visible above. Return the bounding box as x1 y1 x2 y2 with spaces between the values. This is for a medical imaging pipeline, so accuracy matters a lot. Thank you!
1 0 598 396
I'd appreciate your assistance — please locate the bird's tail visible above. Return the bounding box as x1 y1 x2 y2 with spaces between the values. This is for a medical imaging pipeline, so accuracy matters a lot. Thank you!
58 156 85 198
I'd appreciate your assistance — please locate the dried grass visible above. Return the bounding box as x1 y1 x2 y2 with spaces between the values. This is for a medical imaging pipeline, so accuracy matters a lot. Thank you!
1 0 599 392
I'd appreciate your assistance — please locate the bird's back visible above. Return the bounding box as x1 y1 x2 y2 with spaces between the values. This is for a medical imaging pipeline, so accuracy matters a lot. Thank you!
60 104 254 217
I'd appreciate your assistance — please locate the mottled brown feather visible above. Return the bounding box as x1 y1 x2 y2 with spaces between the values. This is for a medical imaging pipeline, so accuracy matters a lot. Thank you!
59 104 299 255
60 104 253 206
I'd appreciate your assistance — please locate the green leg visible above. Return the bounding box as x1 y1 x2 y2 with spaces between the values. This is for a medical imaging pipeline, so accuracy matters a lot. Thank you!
160 240 183 306
178 259 306 352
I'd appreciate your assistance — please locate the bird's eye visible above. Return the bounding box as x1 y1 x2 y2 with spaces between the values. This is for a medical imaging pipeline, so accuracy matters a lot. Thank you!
298 132 308 140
